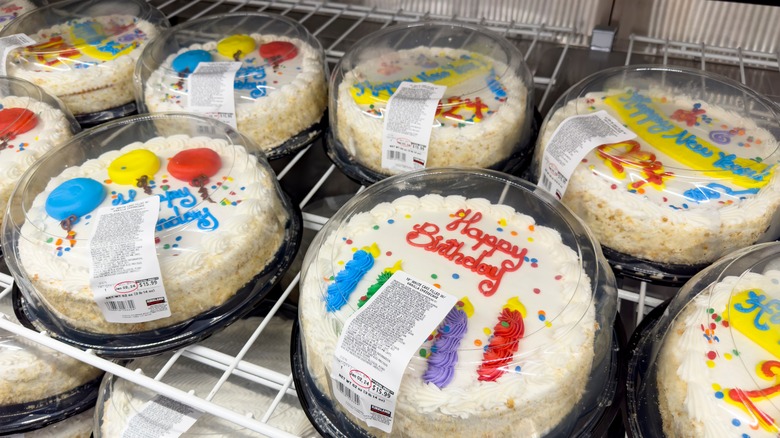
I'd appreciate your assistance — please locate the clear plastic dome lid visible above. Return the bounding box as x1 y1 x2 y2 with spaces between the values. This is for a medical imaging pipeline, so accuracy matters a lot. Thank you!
0 76 79 228
628 242 780 438
136 12 327 159
95 317 315 437
1 113 301 358
0 0 45 32
0 0 168 117
532 65 780 271
297 168 617 436
0 294 102 435
327 21 536 184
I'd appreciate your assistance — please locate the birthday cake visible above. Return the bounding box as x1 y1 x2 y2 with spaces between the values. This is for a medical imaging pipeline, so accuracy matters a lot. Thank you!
333 46 530 176
143 32 327 155
14 134 288 334
0 95 75 227
299 194 599 436
656 270 780 437
5 14 160 115
536 87 780 266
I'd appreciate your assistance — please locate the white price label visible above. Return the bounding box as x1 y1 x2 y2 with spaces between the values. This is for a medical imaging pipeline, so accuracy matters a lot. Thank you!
188 62 242 128
0 33 35 76
381 81 447 173
89 196 170 323
122 395 203 438
331 271 456 433
538 110 637 199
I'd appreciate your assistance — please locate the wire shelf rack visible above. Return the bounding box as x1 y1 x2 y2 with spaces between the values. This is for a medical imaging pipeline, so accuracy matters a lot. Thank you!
1 0 779 436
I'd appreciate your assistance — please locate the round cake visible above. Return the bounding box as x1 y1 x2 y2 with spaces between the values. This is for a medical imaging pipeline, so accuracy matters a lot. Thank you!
535 68 780 267
656 269 780 437
99 317 315 437
330 22 534 181
0 94 76 227
4 8 164 115
141 17 327 156
300 189 607 436
0 295 102 411
13 134 288 335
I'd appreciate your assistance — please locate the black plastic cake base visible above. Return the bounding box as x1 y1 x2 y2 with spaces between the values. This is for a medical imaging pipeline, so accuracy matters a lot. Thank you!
12 194 303 359
75 101 138 129
325 108 541 187
624 299 671 438
266 112 328 161
0 374 102 435
603 247 711 287
291 314 626 438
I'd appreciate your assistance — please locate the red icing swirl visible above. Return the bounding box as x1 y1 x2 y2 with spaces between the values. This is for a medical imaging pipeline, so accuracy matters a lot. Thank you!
477 308 524 382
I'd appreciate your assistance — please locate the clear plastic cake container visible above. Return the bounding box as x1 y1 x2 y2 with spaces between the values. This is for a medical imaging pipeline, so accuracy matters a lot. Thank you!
530 65 780 284
135 12 327 160
0 293 102 435
0 76 80 235
0 0 169 125
94 317 314 437
1 112 302 358
326 22 537 185
294 168 618 437
626 242 780 438
0 0 47 32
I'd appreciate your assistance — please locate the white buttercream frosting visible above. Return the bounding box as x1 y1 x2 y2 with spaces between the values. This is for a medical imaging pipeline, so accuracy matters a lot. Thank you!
658 270 780 437
15 134 287 334
144 33 326 154
0 95 74 226
300 194 597 437
537 89 780 265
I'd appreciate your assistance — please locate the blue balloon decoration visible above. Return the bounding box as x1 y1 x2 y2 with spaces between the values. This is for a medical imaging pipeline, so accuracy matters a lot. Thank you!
45 178 106 220
172 50 212 74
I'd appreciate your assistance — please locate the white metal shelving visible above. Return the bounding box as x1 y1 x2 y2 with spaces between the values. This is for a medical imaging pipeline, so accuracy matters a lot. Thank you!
1 0 779 436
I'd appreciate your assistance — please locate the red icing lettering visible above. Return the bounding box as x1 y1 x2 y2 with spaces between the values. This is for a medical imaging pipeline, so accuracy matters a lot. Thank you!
406 209 527 296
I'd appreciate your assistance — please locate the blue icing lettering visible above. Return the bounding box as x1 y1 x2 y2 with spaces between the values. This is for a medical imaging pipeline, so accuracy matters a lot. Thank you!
156 206 219 231
713 152 773 182
619 92 675 134
157 187 197 209
486 69 506 98
733 290 780 331
682 183 759 202
112 189 137 205
325 250 374 312
660 130 714 158
234 66 268 98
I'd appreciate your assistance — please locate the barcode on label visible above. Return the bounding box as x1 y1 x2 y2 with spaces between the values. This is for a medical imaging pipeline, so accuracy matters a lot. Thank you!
386 150 406 162
337 381 361 405
105 300 136 311
540 174 552 191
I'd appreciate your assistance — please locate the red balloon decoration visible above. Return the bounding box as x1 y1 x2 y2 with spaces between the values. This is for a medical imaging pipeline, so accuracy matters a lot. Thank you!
167 148 222 183
0 108 38 137
259 41 298 64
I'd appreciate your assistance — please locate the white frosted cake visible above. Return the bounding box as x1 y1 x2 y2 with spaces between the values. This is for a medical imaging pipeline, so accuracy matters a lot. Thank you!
537 89 780 266
0 296 101 408
0 95 74 226
16 135 288 334
7 15 159 114
144 33 327 154
300 194 596 436
99 318 315 437
657 270 780 437
335 47 528 174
